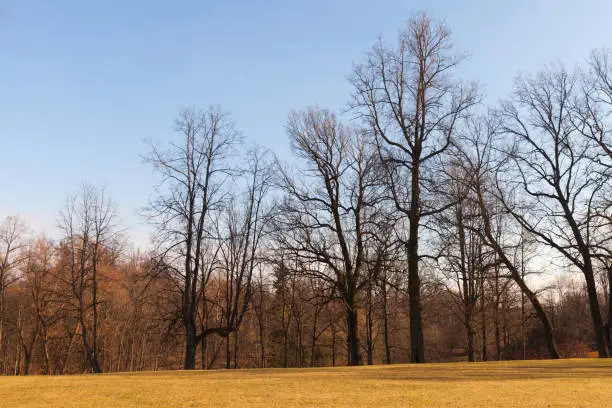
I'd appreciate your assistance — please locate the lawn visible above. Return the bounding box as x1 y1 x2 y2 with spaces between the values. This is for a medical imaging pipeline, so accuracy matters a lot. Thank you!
0 359 610 407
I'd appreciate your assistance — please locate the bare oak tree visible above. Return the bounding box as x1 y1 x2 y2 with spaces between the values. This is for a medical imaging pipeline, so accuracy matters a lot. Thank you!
454 117 561 359
350 13 477 362
144 106 240 369
496 66 609 357
276 108 382 365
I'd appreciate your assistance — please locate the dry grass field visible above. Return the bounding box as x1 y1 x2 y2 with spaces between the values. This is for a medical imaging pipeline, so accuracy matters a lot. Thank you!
0 358 610 407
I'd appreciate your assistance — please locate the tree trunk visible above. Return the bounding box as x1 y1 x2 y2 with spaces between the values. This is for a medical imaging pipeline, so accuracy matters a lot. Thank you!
79 314 102 373
259 325 266 368
466 310 474 362
346 293 362 366
366 283 374 365
294 313 303 367
382 283 391 364
283 327 288 369
331 323 336 367
92 258 99 371
233 329 239 369
480 272 487 362
22 351 31 375
0 287 4 375
583 261 608 358
183 321 197 370
225 333 231 369
607 265 612 355
310 308 319 367
515 277 560 359
475 188 560 359
201 332 207 370
556 189 608 358
407 169 425 363
14 342 20 375
494 307 501 361
41 327 51 375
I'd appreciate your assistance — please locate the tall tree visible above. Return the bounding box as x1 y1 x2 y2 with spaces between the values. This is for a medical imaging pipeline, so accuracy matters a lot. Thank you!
438 174 486 362
454 116 561 359
497 66 608 357
217 147 273 368
276 108 382 366
144 106 240 369
351 13 477 362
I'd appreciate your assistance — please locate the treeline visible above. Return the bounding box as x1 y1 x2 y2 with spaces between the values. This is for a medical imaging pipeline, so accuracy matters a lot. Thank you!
0 13 610 374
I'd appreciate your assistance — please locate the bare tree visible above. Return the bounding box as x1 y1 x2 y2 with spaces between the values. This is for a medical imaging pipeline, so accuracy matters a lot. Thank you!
350 13 478 362
216 147 273 368
438 172 487 362
144 106 241 369
454 115 562 359
0 216 26 372
58 183 118 373
578 49 612 164
276 107 383 365
496 65 608 357
577 51 612 347
250 264 269 368
21 238 61 374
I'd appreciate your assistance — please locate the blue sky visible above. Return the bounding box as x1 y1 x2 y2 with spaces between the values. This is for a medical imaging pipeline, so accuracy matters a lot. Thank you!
1 0 612 248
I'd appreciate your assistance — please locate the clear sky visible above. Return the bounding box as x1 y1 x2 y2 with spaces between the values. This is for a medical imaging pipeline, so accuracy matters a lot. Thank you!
2 0 612 248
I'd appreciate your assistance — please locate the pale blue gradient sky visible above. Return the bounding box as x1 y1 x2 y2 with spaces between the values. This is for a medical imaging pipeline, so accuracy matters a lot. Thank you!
1 0 611 247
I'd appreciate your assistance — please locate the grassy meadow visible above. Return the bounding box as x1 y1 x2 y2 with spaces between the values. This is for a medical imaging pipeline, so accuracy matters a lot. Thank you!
0 358 610 407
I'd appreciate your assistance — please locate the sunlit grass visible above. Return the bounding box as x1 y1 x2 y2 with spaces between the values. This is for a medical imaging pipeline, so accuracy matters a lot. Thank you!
0 358 610 407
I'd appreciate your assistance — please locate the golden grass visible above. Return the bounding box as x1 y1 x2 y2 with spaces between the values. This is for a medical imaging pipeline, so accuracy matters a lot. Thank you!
0 358 610 407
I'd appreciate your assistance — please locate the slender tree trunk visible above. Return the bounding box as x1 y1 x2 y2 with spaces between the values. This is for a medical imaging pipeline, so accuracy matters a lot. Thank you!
139 335 146 371
201 292 208 370
294 313 303 367
225 333 231 369
607 265 612 355
41 327 51 375
494 303 501 361
283 329 288 368
14 342 20 375
521 288 526 360
382 283 391 364
0 286 4 375
480 272 487 362
207 336 222 369
366 283 374 365
310 308 319 367
233 329 239 369
129 333 136 372
256 287 266 368
79 310 102 373
259 320 265 368
92 259 99 371
201 333 207 370
331 323 336 367
61 321 80 375
458 208 474 363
